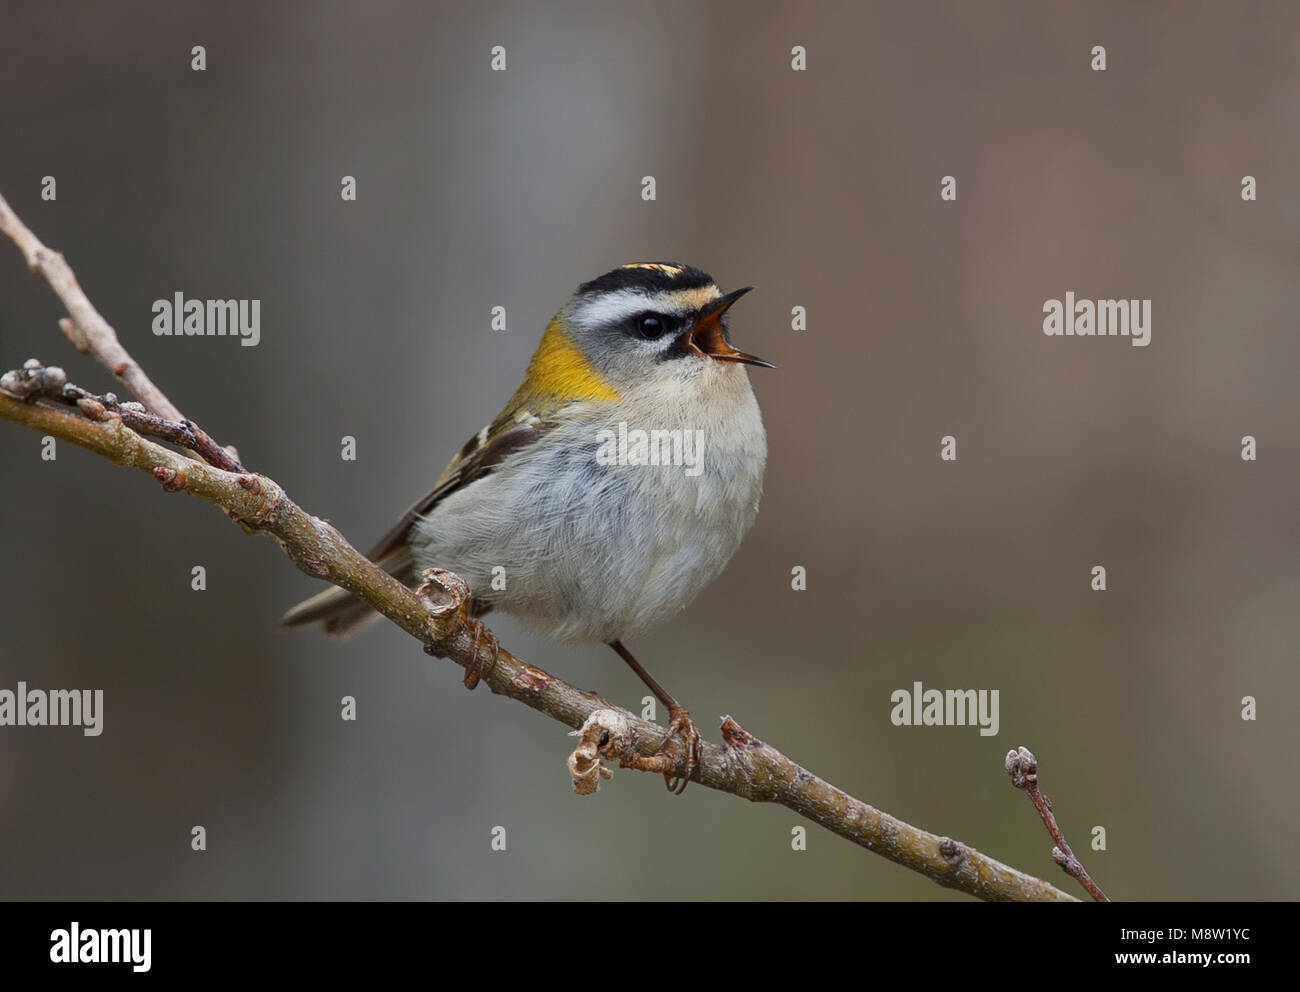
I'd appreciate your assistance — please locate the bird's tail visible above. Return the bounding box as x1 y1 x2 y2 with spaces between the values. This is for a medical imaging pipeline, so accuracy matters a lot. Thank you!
281 546 415 636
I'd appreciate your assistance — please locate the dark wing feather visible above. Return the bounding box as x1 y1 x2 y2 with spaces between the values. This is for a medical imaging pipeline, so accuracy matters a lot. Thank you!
281 414 543 634
364 417 542 563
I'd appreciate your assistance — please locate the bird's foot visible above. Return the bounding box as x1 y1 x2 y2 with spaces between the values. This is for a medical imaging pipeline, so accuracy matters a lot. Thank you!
462 616 501 690
658 705 701 795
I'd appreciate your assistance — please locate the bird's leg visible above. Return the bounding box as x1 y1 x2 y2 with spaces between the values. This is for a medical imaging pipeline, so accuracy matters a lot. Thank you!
609 640 701 794
461 616 502 690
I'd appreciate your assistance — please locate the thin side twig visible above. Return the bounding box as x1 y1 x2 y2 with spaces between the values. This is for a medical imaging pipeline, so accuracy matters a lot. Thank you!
1006 746 1109 901
0 192 183 422
0 359 244 473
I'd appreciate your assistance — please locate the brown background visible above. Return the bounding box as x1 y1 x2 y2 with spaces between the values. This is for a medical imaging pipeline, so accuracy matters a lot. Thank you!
1 1 1296 899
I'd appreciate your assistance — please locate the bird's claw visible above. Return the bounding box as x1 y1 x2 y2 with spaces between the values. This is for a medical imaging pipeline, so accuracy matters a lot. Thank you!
659 705 701 795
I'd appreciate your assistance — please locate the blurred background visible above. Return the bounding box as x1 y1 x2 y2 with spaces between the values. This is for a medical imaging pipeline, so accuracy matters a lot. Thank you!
1 1 1297 900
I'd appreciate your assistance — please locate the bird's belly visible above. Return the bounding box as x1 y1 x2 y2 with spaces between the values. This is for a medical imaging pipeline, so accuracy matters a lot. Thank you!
409 419 764 643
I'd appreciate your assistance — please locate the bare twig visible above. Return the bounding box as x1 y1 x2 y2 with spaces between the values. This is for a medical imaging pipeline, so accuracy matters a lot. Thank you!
1006 746 1109 901
0 192 183 421
0 359 244 472
0 194 1080 902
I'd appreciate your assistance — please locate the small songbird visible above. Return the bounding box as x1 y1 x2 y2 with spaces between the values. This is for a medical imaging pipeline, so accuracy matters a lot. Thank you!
283 262 771 791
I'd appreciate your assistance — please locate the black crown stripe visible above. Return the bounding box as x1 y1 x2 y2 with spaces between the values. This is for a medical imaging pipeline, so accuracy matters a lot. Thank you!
576 263 715 298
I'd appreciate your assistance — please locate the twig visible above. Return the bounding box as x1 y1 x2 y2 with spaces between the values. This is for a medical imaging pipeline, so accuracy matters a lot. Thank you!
0 193 1079 902
1006 746 1109 901
0 192 183 421
0 360 244 472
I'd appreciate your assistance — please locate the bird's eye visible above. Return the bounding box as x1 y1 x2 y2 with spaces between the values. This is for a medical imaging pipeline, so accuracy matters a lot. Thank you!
637 315 667 340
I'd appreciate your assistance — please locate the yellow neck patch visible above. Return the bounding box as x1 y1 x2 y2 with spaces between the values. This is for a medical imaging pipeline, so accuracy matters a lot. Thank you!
524 321 621 403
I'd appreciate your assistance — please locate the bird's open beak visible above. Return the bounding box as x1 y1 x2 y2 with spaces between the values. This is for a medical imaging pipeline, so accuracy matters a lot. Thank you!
685 287 775 369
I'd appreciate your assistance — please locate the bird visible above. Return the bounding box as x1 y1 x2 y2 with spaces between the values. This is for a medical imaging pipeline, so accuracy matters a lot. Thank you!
283 262 772 792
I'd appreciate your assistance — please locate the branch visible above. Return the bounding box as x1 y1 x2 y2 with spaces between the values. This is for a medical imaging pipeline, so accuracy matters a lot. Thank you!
1006 746 1109 901
0 191 1078 902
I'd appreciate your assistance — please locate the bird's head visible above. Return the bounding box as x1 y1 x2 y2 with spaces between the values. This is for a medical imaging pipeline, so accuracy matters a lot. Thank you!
522 263 772 404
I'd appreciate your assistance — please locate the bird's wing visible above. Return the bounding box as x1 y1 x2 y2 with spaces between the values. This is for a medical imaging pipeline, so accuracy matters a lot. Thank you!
282 405 547 632
363 409 544 563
